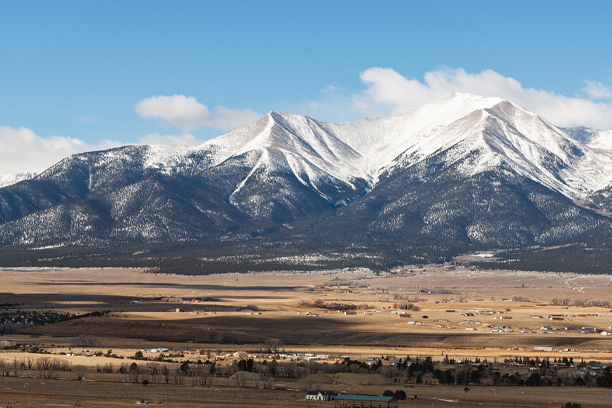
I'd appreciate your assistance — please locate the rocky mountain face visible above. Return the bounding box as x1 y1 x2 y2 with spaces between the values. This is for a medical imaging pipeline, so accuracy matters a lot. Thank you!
1 93 612 261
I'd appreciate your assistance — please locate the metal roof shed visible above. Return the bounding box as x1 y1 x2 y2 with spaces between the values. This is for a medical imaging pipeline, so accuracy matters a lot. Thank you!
334 394 397 408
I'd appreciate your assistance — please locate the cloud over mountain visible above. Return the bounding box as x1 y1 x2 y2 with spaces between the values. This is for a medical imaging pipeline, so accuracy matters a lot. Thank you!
353 67 612 129
0 126 121 174
135 94 261 132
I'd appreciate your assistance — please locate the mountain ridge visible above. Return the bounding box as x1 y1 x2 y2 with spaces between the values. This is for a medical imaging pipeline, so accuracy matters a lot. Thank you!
1 92 612 271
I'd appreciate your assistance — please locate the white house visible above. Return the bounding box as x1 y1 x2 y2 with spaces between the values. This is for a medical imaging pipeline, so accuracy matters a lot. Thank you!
305 391 335 401
306 391 325 400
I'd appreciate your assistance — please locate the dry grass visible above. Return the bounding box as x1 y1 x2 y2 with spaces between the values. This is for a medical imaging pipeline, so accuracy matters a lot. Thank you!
1 265 612 406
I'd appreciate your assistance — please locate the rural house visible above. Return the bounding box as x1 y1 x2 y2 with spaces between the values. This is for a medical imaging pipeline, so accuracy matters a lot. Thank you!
306 391 335 401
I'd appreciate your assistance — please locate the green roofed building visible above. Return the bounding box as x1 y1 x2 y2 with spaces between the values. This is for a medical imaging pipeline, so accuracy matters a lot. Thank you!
334 394 397 407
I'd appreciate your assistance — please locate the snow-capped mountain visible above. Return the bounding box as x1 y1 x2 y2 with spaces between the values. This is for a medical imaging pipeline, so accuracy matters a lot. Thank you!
1 92 612 255
0 172 36 188
200 92 612 200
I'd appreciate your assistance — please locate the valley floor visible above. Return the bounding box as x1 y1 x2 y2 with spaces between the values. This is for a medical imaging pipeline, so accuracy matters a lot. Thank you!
1 265 612 407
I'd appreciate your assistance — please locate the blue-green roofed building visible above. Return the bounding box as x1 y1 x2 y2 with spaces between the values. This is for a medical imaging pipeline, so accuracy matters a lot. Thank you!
334 394 397 407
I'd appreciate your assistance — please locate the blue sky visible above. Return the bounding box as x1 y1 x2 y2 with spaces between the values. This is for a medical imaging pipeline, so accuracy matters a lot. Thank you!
1 0 612 173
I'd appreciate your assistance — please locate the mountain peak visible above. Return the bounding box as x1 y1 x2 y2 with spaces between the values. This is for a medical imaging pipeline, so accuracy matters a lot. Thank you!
3 93 612 256
431 92 505 110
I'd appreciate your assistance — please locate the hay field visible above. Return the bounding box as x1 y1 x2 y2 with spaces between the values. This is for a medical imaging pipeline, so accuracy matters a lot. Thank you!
1 265 612 406
2 266 612 358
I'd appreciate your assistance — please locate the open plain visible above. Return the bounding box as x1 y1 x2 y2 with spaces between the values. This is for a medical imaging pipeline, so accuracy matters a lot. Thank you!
2 264 612 407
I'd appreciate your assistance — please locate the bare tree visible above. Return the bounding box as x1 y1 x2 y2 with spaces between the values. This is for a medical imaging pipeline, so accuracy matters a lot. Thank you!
71 335 100 348
587 299 610 307
12 358 19 377
234 371 247 388
192 365 212 387
171 371 184 385
36 357 52 371
263 339 283 353
74 365 86 381
298 376 314 391
96 362 114 374
161 365 170 384
0 359 7 376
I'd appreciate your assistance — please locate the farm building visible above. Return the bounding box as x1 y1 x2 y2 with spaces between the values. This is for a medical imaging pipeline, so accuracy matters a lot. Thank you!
334 394 397 407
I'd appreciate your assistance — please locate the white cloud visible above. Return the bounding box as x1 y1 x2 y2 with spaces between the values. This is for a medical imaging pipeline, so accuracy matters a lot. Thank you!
135 94 261 132
583 81 612 100
298 68 612 130
352 67 612 129
138 132 204 146
0 126 121 174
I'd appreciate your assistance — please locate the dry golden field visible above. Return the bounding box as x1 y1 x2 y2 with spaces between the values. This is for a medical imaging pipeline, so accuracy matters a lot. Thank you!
1 264 612 406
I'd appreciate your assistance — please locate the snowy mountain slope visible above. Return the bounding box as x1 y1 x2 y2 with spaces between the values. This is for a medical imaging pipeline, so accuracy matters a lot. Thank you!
0 173 36 188
0 144 223 225
323 132 608 249
201 112 371 190
0 175 243 245
1 92 612 252
324 93 509 169
321 93 612 198
210 93 612 200
562 126 612 151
